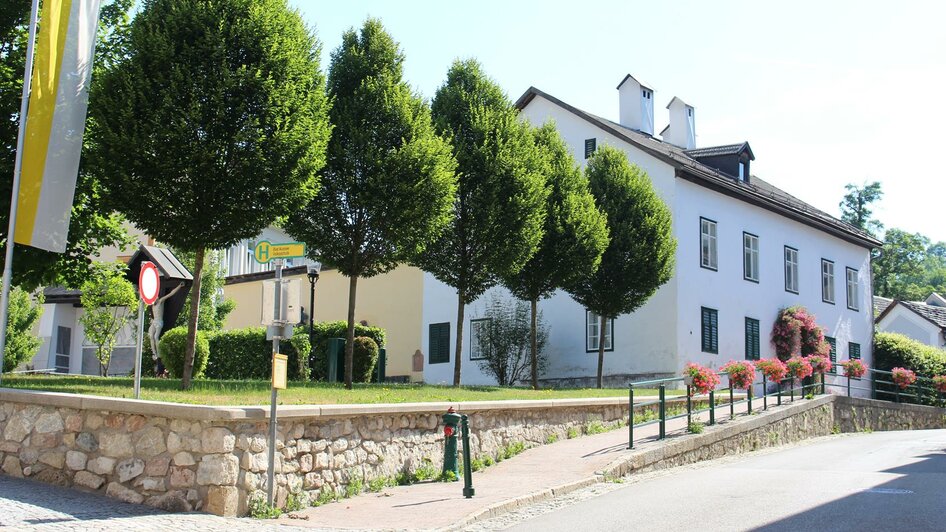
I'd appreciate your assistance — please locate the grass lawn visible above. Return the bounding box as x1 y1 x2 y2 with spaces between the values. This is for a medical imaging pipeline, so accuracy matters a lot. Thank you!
0 375 681 406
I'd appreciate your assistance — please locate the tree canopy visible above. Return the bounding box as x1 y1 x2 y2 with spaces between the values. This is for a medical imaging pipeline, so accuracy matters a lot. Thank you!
79 263 136 376
567 145 676 388
91 0 331 388
417 59 548 386
839 181 884 236
285 18 456 389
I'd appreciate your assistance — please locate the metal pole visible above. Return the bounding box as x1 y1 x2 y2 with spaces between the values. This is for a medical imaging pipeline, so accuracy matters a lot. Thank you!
266 261 283 506
747 385 752 415
308 276 315 374
0 0 42 384
729 385 734 419
460 414 474 498
846 374 851 397
134 300 144 399
658 385 666 440
627 385 634 449
777 380 782 406
708 389 715 426
686 385 692 428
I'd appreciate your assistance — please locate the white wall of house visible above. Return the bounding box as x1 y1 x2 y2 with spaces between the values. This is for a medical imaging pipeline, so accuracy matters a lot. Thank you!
877 306 945 348
31 303 138 376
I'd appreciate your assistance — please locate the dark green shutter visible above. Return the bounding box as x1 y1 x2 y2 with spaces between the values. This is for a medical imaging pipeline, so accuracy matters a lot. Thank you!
701 307 718 354
826 337 837 373
745 318 760 360
849 342 861 360
584 138 596 159
428 323 450 364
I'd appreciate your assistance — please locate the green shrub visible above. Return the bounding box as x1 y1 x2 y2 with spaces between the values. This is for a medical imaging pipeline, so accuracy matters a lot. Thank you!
352 336 379 383
312 487 336 506
412 458 438 482
586 420 606 435
566 426 580 439
545 434 558 444
248 493 282 519
688 421 704 434
204 326 311 381
284 492 305 512
3 286 43 372
874 332 946 404
440 470 458 482
309 321 385 380
159 326 209 378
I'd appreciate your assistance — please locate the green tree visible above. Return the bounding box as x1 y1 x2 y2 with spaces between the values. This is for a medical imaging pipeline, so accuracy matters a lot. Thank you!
0 1 133 290
839 181 884 236
417 59 548 386
79 263 136 376
873 229 929 299
502 122 608 389
173 248 234 331
567 146 676 388
2 284 42 372
473 294 549 386
284 19 456 390
91 0 331 388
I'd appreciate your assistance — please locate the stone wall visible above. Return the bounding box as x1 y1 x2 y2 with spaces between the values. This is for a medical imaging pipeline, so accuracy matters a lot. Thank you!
833 396 946 433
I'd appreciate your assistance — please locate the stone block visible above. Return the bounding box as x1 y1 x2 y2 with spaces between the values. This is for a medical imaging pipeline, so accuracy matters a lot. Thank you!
145 491 191 512
32 431 60 449
87 456 116 475
125 415 146 432
99 432 133 458
33 412 63 434
106 482 144 504
39 450 65 469
201 427 235 453
64 414 83 432
74 471 105 490
84 413 103 431
248 434 267 453
2 456 22 477
205 486 238 516
75 432 98 453
135 476 166 492
299 453 313 472
303 472 323 489
34 468 71 487
169 466 196 488
3 413 35 442
197 454 239 486
145 456 171 476
173 452 195 467
116 458 145 482
66 451 88 471
104 414 125 429
0 441 19 453
134 426 166 458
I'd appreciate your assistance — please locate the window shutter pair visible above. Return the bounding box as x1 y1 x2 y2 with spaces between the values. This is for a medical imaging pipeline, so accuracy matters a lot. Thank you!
428 323 450 364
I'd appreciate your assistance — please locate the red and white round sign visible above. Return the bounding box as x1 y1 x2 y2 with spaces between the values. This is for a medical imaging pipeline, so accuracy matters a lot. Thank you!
139 261 161 305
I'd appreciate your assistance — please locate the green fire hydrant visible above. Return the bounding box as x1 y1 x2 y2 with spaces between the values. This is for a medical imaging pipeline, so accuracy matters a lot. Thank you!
442 407 462 479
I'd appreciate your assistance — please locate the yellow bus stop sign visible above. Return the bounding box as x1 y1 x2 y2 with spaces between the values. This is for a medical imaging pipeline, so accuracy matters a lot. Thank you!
272 353 288 390
254 241 306 264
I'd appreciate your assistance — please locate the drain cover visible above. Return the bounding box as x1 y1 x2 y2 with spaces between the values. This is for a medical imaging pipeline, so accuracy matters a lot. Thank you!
862 488 913 494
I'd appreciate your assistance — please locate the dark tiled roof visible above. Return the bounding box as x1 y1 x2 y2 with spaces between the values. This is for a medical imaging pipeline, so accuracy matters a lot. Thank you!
900 301 946 330
686 142 754 160
43 286 81 304
874 296 893 316
514 86 882 249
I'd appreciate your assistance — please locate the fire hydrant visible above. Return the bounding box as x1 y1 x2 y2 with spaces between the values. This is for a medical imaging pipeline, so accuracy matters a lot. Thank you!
442 407 462 479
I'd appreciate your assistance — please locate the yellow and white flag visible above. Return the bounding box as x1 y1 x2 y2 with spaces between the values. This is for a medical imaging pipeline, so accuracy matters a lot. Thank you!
14 0 102 253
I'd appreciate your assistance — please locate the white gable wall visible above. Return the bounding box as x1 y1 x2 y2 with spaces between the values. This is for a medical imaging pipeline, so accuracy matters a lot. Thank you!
877 306 944 347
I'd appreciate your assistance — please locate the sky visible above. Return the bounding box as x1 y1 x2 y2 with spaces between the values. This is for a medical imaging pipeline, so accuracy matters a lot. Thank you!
292 0 946 243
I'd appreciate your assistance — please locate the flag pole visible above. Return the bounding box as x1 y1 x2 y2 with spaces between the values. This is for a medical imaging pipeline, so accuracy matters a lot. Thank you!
0 0 42 384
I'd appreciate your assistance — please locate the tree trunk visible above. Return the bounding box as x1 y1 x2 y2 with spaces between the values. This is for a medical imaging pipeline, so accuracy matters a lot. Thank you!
530 297 539 390
344 275 358 390
597 313 606 389
453 291 464 387
181 246 204 390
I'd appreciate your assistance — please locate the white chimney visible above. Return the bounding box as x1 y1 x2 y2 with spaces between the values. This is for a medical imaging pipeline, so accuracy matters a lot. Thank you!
617 74 654 135
661 96 695 149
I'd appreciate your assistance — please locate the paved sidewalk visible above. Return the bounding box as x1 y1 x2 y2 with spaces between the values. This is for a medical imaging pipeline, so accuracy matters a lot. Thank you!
278 395 761 530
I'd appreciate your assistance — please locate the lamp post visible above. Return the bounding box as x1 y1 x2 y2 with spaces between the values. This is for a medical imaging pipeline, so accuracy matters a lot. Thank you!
306 262 321 375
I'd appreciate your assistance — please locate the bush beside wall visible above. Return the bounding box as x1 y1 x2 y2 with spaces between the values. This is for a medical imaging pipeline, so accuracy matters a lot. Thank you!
205 326 311 381
159 326 210 378
308 321 385 380
873 332 946 404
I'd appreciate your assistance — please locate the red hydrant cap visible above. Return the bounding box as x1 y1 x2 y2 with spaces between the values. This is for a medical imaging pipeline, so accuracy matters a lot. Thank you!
444 426 454 437
447 407 456 413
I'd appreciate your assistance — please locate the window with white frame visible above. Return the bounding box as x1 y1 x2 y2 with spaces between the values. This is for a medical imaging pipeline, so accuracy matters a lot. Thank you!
846 268 860 311
586 311 613 352
784 246 799 293
700 218 718 270
469 318 490 360
743 232 759 282
822 259 835 304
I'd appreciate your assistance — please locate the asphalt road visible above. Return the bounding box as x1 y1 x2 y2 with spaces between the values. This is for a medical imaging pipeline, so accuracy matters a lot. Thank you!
504 430 946 532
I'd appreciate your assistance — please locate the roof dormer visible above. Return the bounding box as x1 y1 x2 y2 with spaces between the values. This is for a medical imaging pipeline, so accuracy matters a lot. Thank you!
685 142 755 183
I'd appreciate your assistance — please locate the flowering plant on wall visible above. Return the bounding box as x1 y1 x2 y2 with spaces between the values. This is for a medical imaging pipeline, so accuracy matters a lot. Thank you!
771 306 830 361
891 367 917 390
806 355 832 375
932 375 946 393
756 358 788 383
840 359 867 379
683 363 720 395
785 356 813 380
720 360 756 390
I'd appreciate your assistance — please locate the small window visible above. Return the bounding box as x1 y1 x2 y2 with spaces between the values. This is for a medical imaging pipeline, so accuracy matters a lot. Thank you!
784 246 799 294
700 218 718 271
687 108 693 117
428 322 450 364
743 232 759 282
586 311 613 352
745 317 760 360
55 326 71 373
846 268 859 311
822 259 835 304
826 337 837 374
738 161 746 181
701 307 718 354
849 342 861 360
469 318 490 360
642 89 651 99
584 138 597 159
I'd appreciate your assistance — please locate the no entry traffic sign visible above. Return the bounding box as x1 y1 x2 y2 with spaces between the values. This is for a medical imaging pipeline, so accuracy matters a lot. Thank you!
139 261 160 305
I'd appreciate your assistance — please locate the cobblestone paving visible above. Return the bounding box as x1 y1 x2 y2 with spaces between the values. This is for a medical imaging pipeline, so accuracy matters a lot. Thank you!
0 475 314 531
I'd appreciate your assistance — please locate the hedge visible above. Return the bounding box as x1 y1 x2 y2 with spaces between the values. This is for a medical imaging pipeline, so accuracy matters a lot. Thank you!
308 321 385 381
873 332 946 404
159 326 210 378
205 326 311 381
352 336 379 383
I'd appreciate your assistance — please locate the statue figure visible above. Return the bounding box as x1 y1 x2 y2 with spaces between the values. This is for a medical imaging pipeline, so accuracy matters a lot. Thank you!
148 281 185 373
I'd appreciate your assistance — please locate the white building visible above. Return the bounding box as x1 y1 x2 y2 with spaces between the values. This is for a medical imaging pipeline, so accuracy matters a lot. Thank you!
423 74 881 388
875 294 946 349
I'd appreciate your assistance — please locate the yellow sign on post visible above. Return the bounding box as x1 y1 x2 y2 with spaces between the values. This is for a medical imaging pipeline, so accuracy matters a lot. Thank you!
254 241 306 264
272 353 288 390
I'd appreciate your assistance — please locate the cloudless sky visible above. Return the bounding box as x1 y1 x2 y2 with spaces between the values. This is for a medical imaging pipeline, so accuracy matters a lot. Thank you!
292 0 946 243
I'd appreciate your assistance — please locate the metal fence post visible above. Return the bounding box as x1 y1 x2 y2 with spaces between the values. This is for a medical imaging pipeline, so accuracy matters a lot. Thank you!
777 381 782 406
460 414 474 498
846 375 851 397
822 373 826 395
762 377 768 410
628 385 634 449
790 379 795 402
658 385 666 440
709 390 715 426
729 385 734 419
747 385 752 415
686 385 692 428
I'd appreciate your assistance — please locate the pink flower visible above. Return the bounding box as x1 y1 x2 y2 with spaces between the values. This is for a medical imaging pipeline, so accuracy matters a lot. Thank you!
786 356 814 380
721 360 756 389
891 367 917 390
757 358 788 383
806 355 832 374
683 363 720 395
840 359 868 379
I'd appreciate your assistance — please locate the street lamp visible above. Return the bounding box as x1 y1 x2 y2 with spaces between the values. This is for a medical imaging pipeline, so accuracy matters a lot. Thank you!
306 262 322 376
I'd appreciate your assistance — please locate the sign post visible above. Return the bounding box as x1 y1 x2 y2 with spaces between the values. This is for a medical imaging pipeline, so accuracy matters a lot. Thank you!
253 240 305 506
135 262 160 399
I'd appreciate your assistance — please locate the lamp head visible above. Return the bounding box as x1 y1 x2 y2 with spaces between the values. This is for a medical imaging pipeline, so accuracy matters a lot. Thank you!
307 261 322 282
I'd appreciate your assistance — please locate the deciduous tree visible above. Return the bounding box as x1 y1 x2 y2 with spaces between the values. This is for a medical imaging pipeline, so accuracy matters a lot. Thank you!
417 59 548 386
91 0 331 388
839 181 884 236
285 19 456 389
567 146 675 388
2 283 42 372
79 263 136 376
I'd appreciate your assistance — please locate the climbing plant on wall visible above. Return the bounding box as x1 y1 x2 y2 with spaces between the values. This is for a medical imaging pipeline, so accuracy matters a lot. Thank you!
771 306 830 361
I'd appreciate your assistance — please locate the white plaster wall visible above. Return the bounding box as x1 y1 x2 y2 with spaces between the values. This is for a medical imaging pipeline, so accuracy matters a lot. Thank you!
674 178 875 381
877 307 944 347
